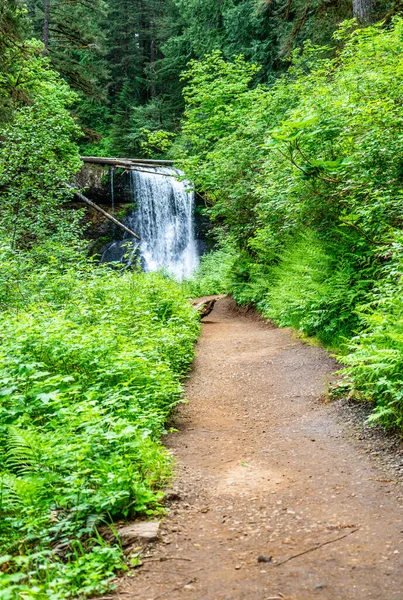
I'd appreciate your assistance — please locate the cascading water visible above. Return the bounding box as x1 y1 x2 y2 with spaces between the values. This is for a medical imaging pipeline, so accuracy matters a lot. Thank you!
101 167 199 281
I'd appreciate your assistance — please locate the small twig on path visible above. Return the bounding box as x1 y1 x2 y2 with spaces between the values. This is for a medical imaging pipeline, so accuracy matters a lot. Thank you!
142 567 204 579
102 594 136 599
141 569 190 575
275 528 359 567
153 578 197 600
145 556 193 562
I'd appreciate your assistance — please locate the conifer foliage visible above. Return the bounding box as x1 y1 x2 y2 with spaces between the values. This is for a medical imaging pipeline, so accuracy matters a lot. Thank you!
21 0 394 156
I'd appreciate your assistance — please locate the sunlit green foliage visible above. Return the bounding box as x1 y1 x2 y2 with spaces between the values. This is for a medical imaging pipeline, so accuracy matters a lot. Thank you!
183 240 237 298
43 0 389 157
16 0 396 157
343 236 403 427
0 8 201 597
255 231 368 347
0 18 82 248
0 248 199 598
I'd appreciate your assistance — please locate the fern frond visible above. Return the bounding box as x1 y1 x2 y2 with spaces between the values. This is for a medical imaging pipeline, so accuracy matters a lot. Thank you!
6 426 43 474
0 474 23 513
0 473 48 514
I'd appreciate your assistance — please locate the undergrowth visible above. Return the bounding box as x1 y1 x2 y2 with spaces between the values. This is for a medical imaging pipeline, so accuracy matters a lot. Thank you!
0 244 199 598
183 242 237 297
343 236 403 428
256 231 372 349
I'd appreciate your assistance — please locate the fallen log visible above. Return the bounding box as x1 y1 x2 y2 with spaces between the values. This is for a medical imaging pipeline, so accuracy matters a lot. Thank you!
193 298 216 319
81 156 174 167
120 157 175 166
80 157 177 177
66 185 141 241
80 157 136 168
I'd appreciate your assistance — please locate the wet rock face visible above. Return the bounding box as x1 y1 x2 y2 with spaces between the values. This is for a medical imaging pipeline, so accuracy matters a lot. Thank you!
74 202 132 256
75 164 133 205
75 164 107 201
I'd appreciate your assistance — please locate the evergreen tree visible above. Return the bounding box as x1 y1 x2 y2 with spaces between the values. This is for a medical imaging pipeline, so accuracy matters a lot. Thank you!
106 0 179 155
0 0 29 122
25 0 109 97
19 0 397 157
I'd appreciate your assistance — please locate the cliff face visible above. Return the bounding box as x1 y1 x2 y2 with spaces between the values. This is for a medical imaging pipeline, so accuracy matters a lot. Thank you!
71 165 133 255
75 164 134 204
75 163 106 192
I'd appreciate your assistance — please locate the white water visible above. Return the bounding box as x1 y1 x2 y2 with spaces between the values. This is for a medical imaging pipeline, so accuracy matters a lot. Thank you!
101 167 199 281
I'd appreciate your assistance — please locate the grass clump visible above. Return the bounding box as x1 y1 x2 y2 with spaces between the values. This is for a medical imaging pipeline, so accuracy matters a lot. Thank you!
0 246 199 598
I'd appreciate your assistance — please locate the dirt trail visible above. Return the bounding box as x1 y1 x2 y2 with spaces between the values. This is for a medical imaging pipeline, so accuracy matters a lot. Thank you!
114 297 403 600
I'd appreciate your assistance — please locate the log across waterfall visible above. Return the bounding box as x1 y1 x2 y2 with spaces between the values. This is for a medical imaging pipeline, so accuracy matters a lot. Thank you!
101 167 199 280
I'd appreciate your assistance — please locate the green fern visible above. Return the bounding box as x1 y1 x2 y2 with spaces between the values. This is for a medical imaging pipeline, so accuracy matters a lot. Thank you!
6 426 43 474
0 474 22 513
0 473 51 523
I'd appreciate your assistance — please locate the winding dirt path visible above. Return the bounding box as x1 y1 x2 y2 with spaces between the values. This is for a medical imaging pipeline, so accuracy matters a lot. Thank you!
114 297 403 599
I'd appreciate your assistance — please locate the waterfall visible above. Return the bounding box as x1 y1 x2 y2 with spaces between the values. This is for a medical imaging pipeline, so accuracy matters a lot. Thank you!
101 167 199 281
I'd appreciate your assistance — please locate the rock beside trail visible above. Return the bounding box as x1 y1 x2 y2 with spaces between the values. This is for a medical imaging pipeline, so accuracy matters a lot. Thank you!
117 521 160 547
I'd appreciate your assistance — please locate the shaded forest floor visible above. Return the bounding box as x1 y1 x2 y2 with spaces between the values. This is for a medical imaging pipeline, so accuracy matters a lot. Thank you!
105 297 403 599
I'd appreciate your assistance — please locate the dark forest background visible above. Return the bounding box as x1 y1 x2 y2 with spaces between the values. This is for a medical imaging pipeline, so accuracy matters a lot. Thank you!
22 0 397 157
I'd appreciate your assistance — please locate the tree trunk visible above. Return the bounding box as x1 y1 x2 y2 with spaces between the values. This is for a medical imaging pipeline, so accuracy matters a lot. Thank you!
43 0 50 51
81 156 174 166
67 186 141 240
353 0 375 23
149 3 157 99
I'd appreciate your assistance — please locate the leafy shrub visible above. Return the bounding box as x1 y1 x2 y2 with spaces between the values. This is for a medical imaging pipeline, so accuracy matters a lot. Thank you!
0 251 199 597
183 240 237 297
0 40 82 249
343 239 403 427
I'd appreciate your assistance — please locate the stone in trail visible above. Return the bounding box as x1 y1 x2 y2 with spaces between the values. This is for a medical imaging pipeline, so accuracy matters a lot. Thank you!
105 297 403 600
116 522 161 548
